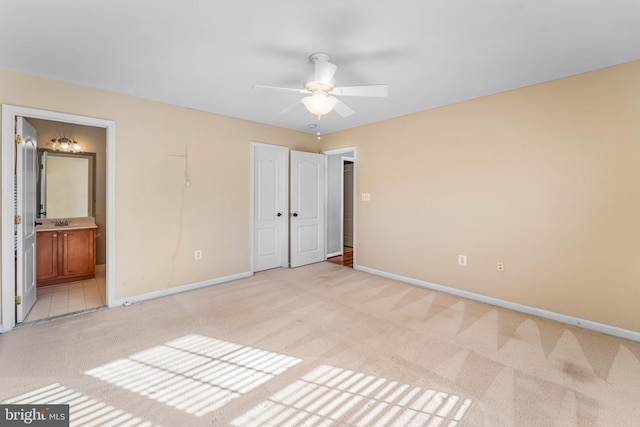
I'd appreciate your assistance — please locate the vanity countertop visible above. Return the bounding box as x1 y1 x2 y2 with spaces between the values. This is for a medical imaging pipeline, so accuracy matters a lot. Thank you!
36 225 97 232
36 218 97 232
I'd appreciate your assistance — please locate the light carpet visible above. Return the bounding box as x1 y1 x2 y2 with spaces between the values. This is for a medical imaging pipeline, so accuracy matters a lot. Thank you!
1 262 639 426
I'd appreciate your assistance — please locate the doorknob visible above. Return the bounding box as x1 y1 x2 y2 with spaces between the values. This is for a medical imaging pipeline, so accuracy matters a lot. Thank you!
277 212 282 217
292 213 298 217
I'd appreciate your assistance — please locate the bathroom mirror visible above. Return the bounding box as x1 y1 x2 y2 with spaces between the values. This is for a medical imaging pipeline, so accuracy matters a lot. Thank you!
37 149 96 219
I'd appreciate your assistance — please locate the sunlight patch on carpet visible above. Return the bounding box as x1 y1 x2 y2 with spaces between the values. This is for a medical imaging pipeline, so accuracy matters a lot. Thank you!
85 334 302 417
231 364 472 426
3 383 159 427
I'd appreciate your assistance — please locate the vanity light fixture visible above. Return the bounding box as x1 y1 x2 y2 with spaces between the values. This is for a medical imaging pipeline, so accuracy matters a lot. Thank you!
50 137 82 152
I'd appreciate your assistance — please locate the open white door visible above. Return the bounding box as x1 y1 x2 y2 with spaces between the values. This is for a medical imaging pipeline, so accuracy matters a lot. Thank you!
253 144 288 271
290 150 325 268
16 117 38 322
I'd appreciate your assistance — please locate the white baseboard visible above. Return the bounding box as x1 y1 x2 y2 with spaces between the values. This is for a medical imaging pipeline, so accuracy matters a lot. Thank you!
326 252 342 258
110 271 253 307
355 264 640 343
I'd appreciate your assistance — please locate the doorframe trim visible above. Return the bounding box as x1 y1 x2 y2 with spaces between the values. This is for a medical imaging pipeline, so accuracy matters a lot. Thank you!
250 142 289 272
340 156 355 253
1 105 116 333
321 147 357 267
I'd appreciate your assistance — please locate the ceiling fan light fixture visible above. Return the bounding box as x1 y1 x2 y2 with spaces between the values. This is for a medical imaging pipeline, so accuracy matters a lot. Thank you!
301 92 338 116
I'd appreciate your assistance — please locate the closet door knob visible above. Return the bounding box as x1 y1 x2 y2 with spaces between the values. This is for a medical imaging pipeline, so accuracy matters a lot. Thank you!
292 213 298 217
277 212 282 217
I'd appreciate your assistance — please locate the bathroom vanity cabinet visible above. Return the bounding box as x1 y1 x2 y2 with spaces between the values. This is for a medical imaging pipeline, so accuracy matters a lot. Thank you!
36 227 96 287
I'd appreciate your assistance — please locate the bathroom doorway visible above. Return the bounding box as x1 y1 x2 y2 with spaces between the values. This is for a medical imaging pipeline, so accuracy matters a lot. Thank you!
25 118 107 322
1 105 115 333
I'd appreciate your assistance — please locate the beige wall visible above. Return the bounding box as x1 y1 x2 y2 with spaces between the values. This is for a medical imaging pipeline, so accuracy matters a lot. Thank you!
0 68 318 305
322 60 640 332
3 60 639 334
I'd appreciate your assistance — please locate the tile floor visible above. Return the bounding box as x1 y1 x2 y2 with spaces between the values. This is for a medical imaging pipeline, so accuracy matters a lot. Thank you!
24 270 106 323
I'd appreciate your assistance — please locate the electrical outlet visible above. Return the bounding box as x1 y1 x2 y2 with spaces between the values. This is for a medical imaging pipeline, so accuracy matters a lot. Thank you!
194 250 203 260
458 254 467 266
497 261 504 272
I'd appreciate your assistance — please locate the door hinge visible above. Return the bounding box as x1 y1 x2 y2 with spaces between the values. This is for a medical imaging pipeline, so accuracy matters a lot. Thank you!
15 296 21 305
15 134 21 145
14 215 22 225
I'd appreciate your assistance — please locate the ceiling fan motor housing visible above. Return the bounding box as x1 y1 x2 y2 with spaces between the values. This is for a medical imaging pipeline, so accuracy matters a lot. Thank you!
305 81 335 94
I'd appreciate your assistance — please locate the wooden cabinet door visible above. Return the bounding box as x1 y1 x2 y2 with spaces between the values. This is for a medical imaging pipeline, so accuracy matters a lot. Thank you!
61 228 95 278
36 231 59 284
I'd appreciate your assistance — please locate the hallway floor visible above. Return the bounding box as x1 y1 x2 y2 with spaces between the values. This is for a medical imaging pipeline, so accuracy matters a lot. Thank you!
326 246 353 268
24 270 106 323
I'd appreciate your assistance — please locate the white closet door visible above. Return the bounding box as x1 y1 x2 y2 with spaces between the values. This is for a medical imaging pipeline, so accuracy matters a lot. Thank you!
290 150 325 268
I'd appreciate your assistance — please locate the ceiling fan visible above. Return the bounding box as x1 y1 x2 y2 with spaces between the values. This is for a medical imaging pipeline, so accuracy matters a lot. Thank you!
253 53 388 118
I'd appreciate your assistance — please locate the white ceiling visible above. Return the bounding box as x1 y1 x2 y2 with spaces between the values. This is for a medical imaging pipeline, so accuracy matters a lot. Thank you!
1 1 639 135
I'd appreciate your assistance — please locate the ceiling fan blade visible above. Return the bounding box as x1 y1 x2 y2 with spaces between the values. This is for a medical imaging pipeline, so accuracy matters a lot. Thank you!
333 99 355 118
279 100 303 115
253 85 308 94
331 84 388 97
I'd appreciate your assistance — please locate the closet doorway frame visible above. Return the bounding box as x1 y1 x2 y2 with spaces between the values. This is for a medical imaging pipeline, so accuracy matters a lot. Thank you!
322 147 357 268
